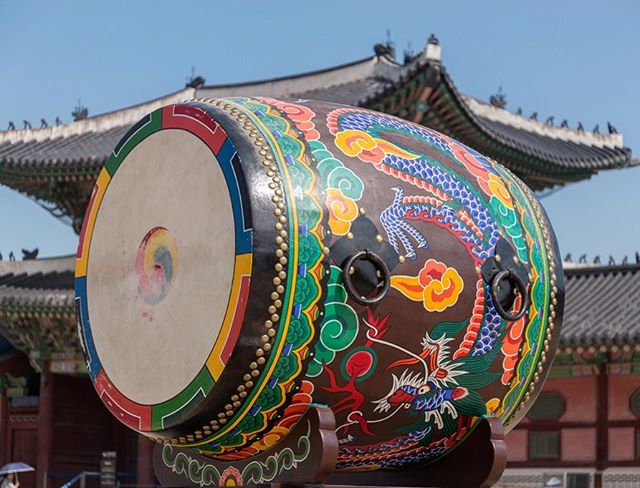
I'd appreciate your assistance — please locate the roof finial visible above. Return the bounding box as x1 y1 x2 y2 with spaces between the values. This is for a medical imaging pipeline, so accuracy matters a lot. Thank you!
403 41 417 65
21 248 38 260
489 86 507 109
72 99 89 121
373 29 395 59
186 66 206 88
425 33 441 61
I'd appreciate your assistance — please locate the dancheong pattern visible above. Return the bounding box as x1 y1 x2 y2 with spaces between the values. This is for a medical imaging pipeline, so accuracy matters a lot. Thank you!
267 100 554 470
77 96 559 471
182 98 326 458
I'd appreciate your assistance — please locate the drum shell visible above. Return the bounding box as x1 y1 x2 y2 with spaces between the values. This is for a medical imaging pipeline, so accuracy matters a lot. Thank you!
76 97 563 469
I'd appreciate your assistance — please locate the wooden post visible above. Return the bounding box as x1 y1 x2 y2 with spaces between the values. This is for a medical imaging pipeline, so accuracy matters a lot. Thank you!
36 363 55 488
0 390 8 466
594 362 609 488
137 434 156 486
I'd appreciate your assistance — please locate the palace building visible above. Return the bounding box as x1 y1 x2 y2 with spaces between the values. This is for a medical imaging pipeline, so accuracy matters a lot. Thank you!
0 36 636 487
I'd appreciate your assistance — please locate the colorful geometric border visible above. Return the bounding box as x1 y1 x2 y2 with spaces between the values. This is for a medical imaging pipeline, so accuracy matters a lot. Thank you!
176 97 325 457
75 104 253 432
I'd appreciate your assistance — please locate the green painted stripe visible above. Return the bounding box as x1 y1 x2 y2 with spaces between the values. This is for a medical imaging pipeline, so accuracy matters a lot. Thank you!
151 366 215 430
105 108 162 176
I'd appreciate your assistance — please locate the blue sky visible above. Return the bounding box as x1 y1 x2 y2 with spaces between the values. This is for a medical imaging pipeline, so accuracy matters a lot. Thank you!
0 0 638 260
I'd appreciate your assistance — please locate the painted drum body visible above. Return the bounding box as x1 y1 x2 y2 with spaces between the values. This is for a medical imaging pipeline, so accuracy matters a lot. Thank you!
76 98 563 470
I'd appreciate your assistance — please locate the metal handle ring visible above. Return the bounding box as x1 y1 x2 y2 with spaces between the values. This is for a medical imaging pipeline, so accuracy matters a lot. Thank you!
491 269 530 321
342 250 391 306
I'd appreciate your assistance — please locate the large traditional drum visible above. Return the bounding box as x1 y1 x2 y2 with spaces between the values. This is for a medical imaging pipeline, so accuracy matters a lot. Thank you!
76 98 563 470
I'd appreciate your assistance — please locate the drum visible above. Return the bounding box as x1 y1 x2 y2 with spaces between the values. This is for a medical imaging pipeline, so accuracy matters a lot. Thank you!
75 97 563 470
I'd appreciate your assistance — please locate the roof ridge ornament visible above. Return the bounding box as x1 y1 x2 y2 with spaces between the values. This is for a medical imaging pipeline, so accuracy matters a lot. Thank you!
21 248 39 260
425 33 441 62
72 100 89 121
403 41 417 65
185 66 206 88
489 86 507 109
373 29 396 60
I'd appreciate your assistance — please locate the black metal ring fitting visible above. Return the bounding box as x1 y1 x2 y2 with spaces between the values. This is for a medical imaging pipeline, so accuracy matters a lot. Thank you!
341 250 391 306
491 269 530 321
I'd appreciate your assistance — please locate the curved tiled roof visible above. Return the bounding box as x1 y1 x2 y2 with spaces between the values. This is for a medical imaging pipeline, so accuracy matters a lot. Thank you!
0 38 633 228
562 262 640 345
0 255 637 371
0 256 78 371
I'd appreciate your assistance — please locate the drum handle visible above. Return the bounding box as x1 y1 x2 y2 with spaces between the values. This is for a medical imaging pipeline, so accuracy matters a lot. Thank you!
341 250 391 306
490 269 530 321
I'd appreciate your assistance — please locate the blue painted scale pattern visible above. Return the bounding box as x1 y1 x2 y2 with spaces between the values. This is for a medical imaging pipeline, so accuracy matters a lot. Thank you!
335 111 505 355
380 186 486 259
336 112 499 261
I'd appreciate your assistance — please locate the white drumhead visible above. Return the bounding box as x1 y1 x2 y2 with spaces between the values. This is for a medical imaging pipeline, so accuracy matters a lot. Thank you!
87 129 235 405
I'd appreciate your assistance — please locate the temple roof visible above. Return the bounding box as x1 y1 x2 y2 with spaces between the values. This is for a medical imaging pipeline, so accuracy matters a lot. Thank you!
0 256 79 373
0 254 637 372
561 261 640 346
0 37 633 231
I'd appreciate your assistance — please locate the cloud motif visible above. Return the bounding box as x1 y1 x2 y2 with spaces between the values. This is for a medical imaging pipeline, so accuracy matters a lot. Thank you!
391 259 464 312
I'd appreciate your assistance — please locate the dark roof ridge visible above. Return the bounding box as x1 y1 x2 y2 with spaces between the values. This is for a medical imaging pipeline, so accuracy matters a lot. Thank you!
199 54 383 90
563 261 640 278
